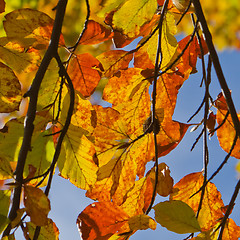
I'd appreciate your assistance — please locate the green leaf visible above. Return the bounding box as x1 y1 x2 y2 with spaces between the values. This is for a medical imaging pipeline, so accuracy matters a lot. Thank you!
0 190 11 234
153 200 201 234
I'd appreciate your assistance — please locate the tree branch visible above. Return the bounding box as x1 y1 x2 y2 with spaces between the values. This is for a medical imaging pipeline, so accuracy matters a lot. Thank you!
2 0 68 237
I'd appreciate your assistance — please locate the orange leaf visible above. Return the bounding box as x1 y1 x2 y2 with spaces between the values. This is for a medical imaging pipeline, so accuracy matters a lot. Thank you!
79 20 113 45
170 172 224 231
216 107 240 159
23 185 51 226
76 202 129 240
68 53 103 97
97 50 133 78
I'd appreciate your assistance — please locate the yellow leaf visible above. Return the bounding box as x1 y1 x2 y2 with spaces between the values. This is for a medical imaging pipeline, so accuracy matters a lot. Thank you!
111 0 157 38
128 214 156 231
135 12 178 70
23 186 50 226
3 9 65 49
154 200 201 234
0 62 22 113
0 37 41 73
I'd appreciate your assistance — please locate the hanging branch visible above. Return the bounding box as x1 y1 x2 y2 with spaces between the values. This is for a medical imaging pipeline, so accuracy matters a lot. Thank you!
2 0 69 237
192 0 240 138
145 0 169 215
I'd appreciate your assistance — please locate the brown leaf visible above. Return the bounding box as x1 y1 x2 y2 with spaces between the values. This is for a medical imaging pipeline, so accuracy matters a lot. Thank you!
23 185 51 226
0 0 5 13
149 163 173 197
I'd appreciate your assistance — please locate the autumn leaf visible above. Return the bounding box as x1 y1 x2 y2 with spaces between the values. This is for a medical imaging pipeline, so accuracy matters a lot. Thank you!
79 20 113 45
24 185 51 226
0 115 54 185
0 190 11 233
3 8 65 49
0 37 41 73
134 12 178 71
128 214 156 231
68 53 103 97
109 0 157 38
76 202 129 240
26 219 59 240
120 176 153 217
170 172 225 231
0 62 22 113
97 50 133 77
149 162 173 197
216 105 240 159
154 200 201 234
192 218 240 240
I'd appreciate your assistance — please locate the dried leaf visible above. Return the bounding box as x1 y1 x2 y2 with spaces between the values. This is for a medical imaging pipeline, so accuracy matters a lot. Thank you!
24 185 51 226
149 163 173 197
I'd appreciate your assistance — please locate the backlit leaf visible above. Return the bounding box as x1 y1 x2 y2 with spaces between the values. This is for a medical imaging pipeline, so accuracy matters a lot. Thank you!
0 115 54 185
111 0 157 38
170 172 225 231
97 50 133 77
154 200 201 234
0 156 13 180
0 37 41 73
134 12 178 70
149 162 173 197
0 62 22 113
120 176 153 217
193 218 240 240
216 107 240 159
76 202 129 240
128 214 156 231
68 53 103 97
79 20 113 45
23 185 51 226
3 8 65 49
26 219 59 240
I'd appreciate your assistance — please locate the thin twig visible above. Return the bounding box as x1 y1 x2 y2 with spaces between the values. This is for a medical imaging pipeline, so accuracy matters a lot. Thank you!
192 0 240 138
145 0 169 215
